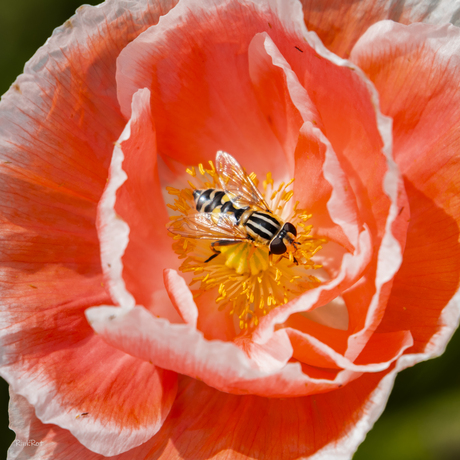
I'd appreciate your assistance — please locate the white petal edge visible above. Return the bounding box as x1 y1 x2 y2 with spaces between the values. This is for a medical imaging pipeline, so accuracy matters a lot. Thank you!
97 88 152 310
308 287 460 460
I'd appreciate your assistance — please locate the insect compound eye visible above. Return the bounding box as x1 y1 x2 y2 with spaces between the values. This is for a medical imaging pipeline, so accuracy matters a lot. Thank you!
283 222 297 237
269 236 287 255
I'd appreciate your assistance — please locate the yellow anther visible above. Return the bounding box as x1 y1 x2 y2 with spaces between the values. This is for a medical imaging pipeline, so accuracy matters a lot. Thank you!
275 269 282 282
167 163 325 331
282 190 294 202
166 186 181 195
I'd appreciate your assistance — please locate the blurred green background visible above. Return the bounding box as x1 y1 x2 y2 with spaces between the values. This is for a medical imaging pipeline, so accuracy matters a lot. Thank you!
0 1 459 459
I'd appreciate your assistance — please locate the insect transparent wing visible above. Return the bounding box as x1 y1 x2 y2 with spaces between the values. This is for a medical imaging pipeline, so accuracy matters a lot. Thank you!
167 213 248 241
216 151 270 211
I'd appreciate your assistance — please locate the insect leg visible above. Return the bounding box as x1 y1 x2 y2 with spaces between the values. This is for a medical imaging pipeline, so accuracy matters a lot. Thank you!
204 253 220 263
204 240 240 263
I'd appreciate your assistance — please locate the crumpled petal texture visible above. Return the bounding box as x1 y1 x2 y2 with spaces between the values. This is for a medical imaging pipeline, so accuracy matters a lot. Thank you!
1 0 460 459
0 0 179 456
92 0 408 396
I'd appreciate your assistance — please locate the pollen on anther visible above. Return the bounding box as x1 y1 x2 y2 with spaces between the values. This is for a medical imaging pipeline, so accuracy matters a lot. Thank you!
275 268 282 282
165 186 181 195
282 190 294 202
166 163 325 331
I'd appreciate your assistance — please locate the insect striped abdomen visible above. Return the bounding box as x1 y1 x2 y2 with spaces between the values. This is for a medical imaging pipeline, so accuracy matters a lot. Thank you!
194 189 226 212
194 189 247 222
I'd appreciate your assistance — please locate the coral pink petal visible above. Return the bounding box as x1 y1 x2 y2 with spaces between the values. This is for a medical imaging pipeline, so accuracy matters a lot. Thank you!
235 329 293 373
294 50 406 362
7 366 427 460
247 32 312 176
351 21 460 354
300 0 458 58
248 31 362 250
288 327 412 371
206 9 404 369
115 0 318 180
3 308 177 456
164 269 198 327
86 305 363 397
194 289 238 341
129 373 399 460
0 1 179 456
237 12 407 364
164 271 236 342
7 389 173 460
97 88 181 323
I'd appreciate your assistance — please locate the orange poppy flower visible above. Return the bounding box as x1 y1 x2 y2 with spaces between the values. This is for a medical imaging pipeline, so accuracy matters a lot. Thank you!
2 1 460 459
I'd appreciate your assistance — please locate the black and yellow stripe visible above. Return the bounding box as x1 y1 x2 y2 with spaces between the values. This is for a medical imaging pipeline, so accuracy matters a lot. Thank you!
245 211 281 242
193 189 247 221
193 188 283 244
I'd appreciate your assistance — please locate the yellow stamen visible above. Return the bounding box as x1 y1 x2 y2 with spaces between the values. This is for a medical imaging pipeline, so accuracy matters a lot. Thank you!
167 164 326 331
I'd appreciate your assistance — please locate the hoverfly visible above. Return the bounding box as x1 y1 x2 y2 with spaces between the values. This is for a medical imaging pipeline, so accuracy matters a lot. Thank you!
167 151 298 262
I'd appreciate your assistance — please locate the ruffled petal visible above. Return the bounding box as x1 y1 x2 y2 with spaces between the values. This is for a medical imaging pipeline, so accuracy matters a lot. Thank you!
164 269 198 327
86 305 363 397
97 87 182 322
0 0 179 456
288 327 412 371
7 389 171 460
229 14 407 366
9 362 439 460
351 21 460 354
3 307 177 457
128 373 398 460
115 0 320 180
105 3 407 393
300 0 460 58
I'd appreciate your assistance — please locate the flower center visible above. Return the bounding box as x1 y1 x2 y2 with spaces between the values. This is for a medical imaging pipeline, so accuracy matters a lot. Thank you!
167 158 325 330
